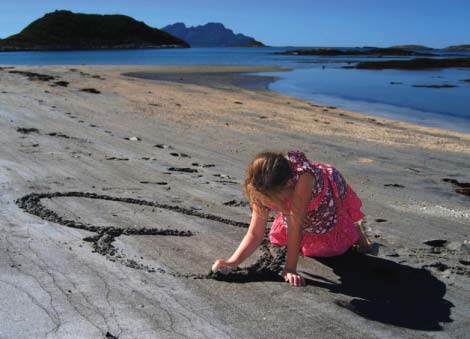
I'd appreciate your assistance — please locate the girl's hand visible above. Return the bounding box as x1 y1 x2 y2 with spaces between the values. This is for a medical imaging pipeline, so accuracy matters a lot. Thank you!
282 269 305 287
211 259 237 274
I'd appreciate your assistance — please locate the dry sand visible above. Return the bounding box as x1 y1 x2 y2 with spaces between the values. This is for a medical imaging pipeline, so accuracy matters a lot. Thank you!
0 65 469 339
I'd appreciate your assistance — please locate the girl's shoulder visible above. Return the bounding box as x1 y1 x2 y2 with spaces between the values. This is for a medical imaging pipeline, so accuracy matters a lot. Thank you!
288 153 348 202
286 150 309 163
286 150 324 185
287 150 339 172
287 150 326 194
286 150 318 173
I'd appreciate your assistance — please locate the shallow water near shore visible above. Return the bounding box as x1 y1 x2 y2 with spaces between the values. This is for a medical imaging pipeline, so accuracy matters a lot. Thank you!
1 46 470 133
259 66 470 133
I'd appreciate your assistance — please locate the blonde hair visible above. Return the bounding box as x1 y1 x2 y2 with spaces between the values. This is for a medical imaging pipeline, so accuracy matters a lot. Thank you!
244 151 292 207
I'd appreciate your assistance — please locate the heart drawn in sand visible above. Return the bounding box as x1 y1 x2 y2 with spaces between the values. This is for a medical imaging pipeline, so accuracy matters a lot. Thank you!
16 192 285 282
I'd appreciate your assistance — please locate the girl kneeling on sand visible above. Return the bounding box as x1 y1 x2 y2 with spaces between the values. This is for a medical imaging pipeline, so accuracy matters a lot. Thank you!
212 150 372 287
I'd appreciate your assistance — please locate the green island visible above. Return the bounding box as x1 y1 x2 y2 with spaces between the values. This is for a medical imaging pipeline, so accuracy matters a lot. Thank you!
0 10 189 51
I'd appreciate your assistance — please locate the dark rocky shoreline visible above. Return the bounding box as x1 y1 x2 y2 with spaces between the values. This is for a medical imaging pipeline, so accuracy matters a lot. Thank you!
277 47 437 56
344 57 470 70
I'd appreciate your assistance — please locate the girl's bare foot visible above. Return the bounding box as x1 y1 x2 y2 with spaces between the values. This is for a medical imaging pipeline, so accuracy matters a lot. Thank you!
352 220 373 253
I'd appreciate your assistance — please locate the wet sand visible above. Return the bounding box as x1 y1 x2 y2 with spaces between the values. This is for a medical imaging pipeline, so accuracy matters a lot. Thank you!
123 71 280 91
0 64 469 338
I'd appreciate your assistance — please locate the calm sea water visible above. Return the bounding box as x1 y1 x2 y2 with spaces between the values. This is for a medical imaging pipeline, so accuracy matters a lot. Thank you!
1 47 469 133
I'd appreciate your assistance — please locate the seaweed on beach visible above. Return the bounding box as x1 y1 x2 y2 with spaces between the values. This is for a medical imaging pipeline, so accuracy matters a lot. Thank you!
8 70 55 81
442 178 470 197
52 80 69 87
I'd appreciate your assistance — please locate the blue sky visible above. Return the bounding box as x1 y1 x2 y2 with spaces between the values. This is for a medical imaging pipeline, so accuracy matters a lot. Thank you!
1 0 469 47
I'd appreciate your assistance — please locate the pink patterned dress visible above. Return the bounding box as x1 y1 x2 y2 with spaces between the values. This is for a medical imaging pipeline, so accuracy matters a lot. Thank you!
264 151 364 257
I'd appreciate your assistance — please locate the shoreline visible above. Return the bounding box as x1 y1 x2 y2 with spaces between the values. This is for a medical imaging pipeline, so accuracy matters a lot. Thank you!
123 66 470 135
115 65 470 153
1 64 469 152
1 64 469 338
272 87 470 135
1 46 469 133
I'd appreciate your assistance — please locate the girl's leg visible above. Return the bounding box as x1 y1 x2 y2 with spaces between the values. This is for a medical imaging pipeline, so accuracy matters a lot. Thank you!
352 219 373 253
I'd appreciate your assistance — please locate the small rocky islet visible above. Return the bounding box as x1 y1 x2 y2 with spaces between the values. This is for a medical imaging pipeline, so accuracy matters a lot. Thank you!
344 57 470 70
277 47 437 56
277 46 470 71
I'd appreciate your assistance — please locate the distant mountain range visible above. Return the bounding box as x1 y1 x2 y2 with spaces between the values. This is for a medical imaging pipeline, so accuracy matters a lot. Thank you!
161 22 264 47
0 10 188 51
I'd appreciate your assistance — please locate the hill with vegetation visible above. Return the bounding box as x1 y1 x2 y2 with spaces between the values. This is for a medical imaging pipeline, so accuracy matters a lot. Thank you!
0 10 189 51
389 45 433 50
161 22 264 47
444 44 470 51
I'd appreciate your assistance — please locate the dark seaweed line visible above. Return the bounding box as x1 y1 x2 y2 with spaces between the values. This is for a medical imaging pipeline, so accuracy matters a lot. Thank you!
15 192 284 282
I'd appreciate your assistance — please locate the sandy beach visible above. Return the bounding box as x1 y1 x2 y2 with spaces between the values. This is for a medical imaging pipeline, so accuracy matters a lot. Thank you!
1 64 469 338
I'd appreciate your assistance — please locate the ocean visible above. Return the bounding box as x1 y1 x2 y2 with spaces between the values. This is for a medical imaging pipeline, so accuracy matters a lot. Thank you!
1 47 469 133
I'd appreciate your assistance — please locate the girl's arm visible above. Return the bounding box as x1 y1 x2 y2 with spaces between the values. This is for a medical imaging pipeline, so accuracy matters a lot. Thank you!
212 204 269 271
283 173 314 284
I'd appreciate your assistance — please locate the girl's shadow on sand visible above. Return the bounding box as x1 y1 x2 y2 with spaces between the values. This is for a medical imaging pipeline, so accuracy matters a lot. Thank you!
302 252 454 331
215 249 453 331
214 250 454 331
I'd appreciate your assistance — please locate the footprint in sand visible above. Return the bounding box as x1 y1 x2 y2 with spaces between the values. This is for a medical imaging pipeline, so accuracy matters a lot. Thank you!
105 157 129 161
384 184 405 188
154 144 173 149
79 88 101 94
170 152 191 158
16 127 40 134
139 181 168 185
168 167 198 173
